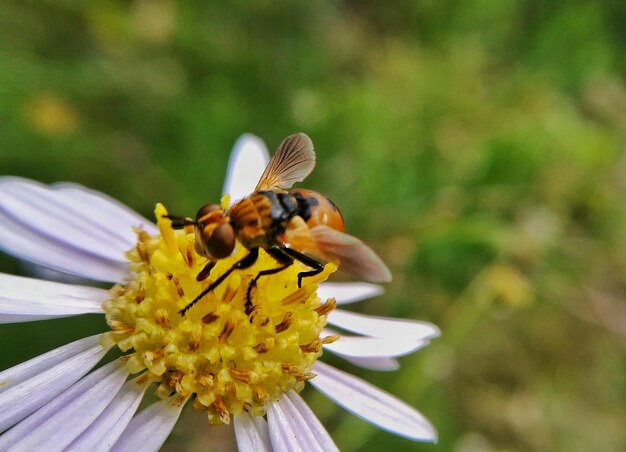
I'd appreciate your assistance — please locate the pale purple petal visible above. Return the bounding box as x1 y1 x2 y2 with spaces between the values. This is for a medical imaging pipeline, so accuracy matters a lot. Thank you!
0 334 111 432
66 377 150 452
52 182 156 236
0 360 128 448
0 177 137 257
222 134 269 204
285 391 339 450
322 328 429 358
336 356 400 371
0 334 103 395
0 210 129 283
328 309 441 342
311 362 437 442
234 412 272 452
317 282 384 305
267 391 338 452
0 177 154 282
0 273 106 323
20 262 103 285
322 328 402 372
111 395 186 452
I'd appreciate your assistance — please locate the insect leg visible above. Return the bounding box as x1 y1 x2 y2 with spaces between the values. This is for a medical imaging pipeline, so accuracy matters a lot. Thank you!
282 248 325 288
245 248 294 315
180 248 260 316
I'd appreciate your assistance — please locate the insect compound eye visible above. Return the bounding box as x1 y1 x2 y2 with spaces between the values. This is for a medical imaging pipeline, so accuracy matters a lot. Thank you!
196 203 222 222
205 223 236 259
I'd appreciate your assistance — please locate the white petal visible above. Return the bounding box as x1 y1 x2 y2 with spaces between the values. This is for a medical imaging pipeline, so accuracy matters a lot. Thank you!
222 134 269 204
234 412 272 452
317 282 384 305
111 395 186 452
328 309 441 342
311 362 437 442
267 391 338 452
0 334 102 395
52 182 157 236
336 356 400 371
66 377 150 452
20 262 102 285
0 210 129 283
0 177 136 258
0 273 106 323
0 360 128 449
322 323 403 370
0 177 154 282
322 329 429 358
285 391 339 451
0 334 111 432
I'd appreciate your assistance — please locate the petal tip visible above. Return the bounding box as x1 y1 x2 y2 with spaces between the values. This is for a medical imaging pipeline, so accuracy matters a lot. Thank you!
222 134 270 201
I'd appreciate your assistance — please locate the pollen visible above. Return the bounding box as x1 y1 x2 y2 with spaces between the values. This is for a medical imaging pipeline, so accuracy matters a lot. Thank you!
102 203 337 425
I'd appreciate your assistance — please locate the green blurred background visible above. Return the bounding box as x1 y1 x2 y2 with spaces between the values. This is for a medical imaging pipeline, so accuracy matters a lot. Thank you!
1 1 625 451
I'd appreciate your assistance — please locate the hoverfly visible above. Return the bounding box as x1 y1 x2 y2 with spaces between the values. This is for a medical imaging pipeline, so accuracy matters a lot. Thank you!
167 133 391 316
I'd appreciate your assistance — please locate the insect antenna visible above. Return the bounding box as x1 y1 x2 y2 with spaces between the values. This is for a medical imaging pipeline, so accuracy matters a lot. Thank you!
162 215 196 230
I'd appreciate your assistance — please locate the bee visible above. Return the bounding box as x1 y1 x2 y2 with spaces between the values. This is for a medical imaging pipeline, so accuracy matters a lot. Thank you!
167 133 391 316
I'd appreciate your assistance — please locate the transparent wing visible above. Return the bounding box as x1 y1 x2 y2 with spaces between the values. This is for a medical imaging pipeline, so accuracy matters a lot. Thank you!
306 225 392 283
255 133 316 192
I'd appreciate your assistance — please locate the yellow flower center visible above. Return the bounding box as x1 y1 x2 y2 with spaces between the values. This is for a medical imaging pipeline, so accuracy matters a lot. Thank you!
102 204 337 424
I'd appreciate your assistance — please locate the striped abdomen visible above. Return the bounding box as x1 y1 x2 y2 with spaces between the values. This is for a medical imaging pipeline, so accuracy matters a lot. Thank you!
229 191 299 248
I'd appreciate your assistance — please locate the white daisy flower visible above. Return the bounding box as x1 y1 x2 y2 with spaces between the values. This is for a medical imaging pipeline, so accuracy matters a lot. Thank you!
0 134 439 450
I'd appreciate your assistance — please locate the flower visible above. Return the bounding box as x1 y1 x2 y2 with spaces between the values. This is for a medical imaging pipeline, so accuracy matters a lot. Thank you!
0 134 439 450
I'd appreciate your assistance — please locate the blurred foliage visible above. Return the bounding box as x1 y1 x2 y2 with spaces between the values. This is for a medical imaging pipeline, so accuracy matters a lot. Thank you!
1 1 626 451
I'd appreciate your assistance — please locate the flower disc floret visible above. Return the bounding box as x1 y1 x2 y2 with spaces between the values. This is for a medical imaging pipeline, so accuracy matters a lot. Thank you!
102 204 337 424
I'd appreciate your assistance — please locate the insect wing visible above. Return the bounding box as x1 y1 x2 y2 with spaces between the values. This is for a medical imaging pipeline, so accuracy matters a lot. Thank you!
308 225 392 283
254 133 316 192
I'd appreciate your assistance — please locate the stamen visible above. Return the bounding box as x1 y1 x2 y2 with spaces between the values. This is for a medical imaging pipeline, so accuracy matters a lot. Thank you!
213 396 231 425
136 241 150 263
321 335 340 344
253 385 269 402
281 363 302 375
198 372 215 388
296 372 316 381
275 312 293 333
134 282 145 303
169 371 184 392
169 275 184 297
201 312 219 324
253 338 274 354
300 339 322 353
315 297 336 316
188 335 201 352
154 308 170 328
218 317 237 343
229 368 253 383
